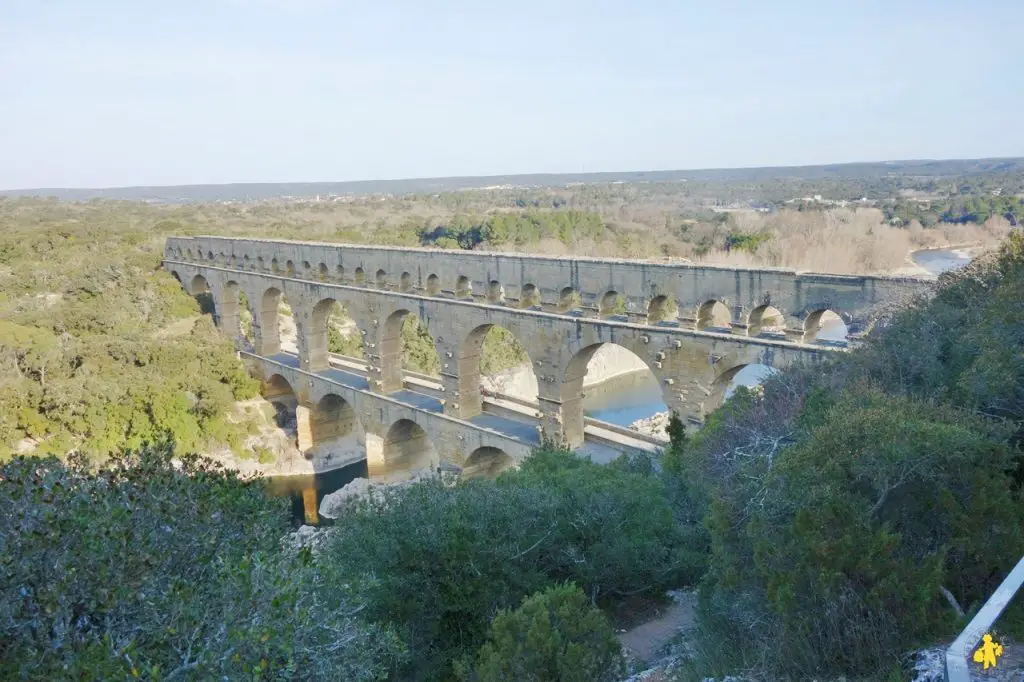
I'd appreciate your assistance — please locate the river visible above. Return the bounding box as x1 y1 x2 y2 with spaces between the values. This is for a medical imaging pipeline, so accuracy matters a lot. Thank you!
266 460 367 526
911 247 973 276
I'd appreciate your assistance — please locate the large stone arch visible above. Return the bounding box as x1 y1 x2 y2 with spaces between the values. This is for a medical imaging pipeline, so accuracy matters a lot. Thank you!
462 446 515 479
189 273 210 296
308 393 365 468
558 340 672 448
380 418 438 475
189 274 216 317
457 322 536 419
378 306 441 393
704 363 780 414
261 373 300 446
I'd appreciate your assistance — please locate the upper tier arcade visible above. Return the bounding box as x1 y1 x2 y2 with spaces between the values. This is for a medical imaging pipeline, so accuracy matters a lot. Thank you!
166 236 930 339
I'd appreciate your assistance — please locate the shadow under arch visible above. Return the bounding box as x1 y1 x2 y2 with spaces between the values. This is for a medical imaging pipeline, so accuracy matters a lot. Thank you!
189 274 216 317
598 290 626 318
379 308 442 393
705 363 779 416
462 446 515 479
487 280 505 304
261 374 299 445
379 418 438 477
519 283 541 309
458 323 536 419
560 342 669 448
647 294 678 325
309 393 364 469
558 286 582 313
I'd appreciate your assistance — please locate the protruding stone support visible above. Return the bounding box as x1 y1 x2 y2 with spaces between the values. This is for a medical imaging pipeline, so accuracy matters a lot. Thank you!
538 392 568 447
296 313 318 373
441 372 463 418
379 319 405 393
253 290 282 356
557 363 588 449
457 344 485 420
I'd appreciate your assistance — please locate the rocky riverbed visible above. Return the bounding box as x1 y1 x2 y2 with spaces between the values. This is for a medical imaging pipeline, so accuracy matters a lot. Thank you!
628 412 671 440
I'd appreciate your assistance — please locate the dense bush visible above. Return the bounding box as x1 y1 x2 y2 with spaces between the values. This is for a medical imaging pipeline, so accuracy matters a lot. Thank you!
323 449 702 681
457 583 624 682
681 233 1024 679
0 444 401 680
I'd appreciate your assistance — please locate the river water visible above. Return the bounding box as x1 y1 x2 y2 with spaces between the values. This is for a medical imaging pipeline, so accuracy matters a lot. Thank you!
911 247 973 276
266 460 367 526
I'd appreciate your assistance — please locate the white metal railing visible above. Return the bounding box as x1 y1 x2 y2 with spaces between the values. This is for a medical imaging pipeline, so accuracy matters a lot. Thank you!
946 554 1024 680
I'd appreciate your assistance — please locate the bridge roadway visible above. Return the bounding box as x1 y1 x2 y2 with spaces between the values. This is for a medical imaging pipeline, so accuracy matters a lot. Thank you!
164 236 926 473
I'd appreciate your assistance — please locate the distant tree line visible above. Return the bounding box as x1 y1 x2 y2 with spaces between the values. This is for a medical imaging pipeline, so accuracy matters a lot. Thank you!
882 193 1023 226
416 211 607 250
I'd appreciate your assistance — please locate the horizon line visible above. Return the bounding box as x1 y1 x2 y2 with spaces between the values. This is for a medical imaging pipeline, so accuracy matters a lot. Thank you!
2 155 1022 194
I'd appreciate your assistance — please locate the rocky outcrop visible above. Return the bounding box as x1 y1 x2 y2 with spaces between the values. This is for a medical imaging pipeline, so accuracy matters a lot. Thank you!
629 412 670 440
318 468 440 519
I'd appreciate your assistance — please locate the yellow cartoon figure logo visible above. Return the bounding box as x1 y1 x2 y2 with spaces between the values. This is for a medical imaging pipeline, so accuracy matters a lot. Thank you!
972 633 1003 670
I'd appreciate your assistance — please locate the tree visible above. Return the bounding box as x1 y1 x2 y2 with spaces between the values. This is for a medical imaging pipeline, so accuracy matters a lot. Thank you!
0 444 401 680
458 584 625 682
322 448 699 680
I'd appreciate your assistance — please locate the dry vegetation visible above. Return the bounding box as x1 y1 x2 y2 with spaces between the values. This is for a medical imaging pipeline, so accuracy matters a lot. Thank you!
109 189 1014 276
693 208 1014 273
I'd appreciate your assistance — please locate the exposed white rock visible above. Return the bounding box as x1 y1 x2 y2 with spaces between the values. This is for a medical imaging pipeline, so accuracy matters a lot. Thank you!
911 647 945 682
629 412 670 440
318 468 439 519
282 524 327 554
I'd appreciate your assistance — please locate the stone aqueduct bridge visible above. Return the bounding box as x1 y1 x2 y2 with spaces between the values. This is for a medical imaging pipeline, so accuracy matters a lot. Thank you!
164 236 928 475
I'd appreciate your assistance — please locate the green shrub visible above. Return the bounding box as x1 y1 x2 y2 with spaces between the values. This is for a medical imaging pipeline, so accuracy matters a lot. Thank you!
457 584 624 682
679 234 1024 679
0 444 401 680
751 390 1021 675
323 448 699 680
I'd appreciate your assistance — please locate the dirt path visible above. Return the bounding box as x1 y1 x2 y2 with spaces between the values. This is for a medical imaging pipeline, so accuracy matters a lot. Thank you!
151 315 199 339
618 592 696 663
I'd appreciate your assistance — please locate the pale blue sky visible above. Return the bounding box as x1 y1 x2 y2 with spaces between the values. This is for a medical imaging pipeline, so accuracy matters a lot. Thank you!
1 0 1021 189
